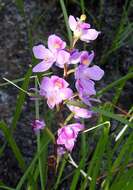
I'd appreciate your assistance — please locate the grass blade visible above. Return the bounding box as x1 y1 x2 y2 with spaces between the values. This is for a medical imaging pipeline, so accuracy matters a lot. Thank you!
16 128 54 190
96 72 133 97
59 0 73 46
81 125 109 189
92 106 133 127
14 0 24 17
70 158 85 190
0 121 26 171
54 156 67 190
12 68 32 130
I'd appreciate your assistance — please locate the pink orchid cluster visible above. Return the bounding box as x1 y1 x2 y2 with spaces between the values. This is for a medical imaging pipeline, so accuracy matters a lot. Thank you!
32 15 104 155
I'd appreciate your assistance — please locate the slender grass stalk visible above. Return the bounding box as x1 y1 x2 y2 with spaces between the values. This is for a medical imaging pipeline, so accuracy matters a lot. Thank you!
70 158 85 190
83 121 110 133
35 77 45 190
100 0 132 64
64 113 74 125
80 0 85 14
92 106 133 127
16 137 52 190
115 108 133 141
0 122 26 171
59 0 73 46
68 154 92 181
3 78 31 96
0 72 52 87
0 186 15 190
54 156 67 190
96 72 133 97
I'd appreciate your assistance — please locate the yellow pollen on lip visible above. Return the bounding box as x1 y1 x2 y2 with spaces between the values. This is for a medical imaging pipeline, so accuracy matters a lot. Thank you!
80 14 86 21
54 43 61 49
82 59 89 65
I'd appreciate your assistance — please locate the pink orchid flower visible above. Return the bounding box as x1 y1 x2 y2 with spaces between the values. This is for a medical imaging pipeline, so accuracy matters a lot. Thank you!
57 123 84 152
32 35 66 72
68 15 100 42
39 76 73 109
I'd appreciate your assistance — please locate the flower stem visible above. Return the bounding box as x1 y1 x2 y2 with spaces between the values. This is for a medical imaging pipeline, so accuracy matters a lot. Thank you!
35 77 45 190
64 113 74 125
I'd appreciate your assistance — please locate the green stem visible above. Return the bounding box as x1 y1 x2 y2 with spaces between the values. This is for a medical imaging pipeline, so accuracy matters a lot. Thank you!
35 77 44 190
54 156 67 189
59 0 72 46
64 113 74 125
3 77 31 96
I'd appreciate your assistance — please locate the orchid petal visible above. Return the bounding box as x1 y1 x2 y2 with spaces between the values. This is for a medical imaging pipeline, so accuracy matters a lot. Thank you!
80 29 100 42
68 15 77 31
32 60 54 72
32 45 46 59
48 34 66 53
87 65 104 81
56 50 70 68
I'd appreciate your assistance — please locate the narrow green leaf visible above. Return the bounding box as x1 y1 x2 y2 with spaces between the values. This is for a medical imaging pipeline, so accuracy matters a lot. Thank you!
16 129 53 190
59 0 73 46
81 126 109 189
96 72 133 97
14 0 25 17
0 186 15 190
12 68 32 130
112 133 133 172
92 106 133 127
0 122 26 171
54 156 67 190
70 158 84 190
80 0 85 13
110 168 133 190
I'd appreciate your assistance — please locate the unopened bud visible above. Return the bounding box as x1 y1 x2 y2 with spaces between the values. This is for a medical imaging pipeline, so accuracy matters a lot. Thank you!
80 14 86 21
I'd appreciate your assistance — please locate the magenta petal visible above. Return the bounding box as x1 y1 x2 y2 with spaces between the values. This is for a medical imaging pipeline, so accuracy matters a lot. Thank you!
87 65 104 81
80 23 90 29
32 60 54 72
65 139 75 151
68 15 77 31
71 123 85 132
32 45 46 59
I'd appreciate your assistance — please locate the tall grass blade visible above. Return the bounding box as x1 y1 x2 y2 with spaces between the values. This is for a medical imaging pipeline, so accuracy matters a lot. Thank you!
16 130 53 190
70 158 85 190
96 72 133 97
92 106 133 127
59 0 73 46
0 121 26 171
12 68 32 130
81 125 109 189
14 0 25 17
